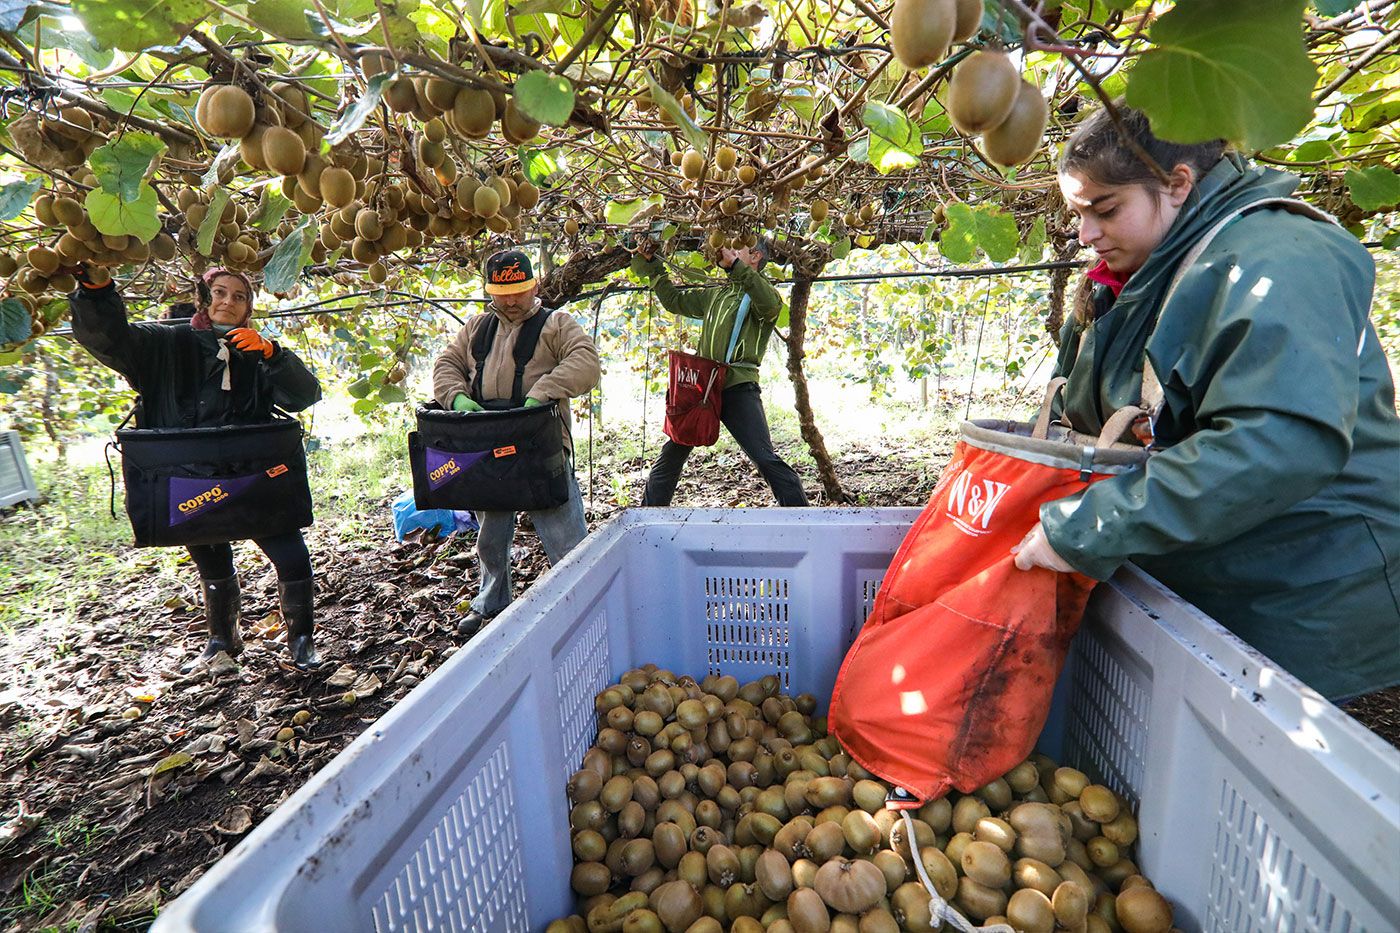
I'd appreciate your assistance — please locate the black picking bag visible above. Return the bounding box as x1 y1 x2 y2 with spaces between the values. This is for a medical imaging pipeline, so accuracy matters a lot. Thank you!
409 401 569 511
115 415 313 548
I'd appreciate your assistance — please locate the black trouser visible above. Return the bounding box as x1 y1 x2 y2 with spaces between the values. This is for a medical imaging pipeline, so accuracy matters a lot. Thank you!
186 530 313 582
644 382 809 507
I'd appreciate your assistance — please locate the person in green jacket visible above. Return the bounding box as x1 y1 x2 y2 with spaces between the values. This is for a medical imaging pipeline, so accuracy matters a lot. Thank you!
634 240 809 506
1011 105 1400 701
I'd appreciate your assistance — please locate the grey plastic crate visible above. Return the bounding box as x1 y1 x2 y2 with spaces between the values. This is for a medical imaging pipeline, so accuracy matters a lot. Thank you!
153 508 1400 933
0 430 38 508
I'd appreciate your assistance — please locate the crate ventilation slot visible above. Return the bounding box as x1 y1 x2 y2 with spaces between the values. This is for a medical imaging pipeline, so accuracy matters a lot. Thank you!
554 608 610 787
1206 779 1357 933
704 575 791 690
1065 631 1149 806
370 741 528 932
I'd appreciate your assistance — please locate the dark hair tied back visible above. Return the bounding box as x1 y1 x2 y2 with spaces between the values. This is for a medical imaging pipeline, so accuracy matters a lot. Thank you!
1060 102 1228 189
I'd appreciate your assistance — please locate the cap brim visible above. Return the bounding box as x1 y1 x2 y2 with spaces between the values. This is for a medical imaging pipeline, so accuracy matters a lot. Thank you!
485 278 536 296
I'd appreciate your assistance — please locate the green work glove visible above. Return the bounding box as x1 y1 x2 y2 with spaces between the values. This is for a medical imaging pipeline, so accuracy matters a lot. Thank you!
524 397 544 408
452 393 483 412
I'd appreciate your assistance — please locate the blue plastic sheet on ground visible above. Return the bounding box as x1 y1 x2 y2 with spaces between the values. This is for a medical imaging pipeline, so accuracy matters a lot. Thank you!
391 490 477 541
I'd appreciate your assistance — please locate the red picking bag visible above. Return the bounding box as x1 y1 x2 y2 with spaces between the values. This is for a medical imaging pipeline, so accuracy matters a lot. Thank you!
663 349 726 447
829 405 1148 805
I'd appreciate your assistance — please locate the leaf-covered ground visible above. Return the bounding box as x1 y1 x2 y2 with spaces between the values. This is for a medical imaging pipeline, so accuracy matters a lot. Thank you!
2 432 1396 931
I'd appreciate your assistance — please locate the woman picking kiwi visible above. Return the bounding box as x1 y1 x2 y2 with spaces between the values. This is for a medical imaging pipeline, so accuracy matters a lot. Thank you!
68 265 326 672
1011 104 1400 702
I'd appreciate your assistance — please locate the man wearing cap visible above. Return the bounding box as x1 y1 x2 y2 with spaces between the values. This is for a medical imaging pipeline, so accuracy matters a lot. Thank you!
432 249 601 635
634 240 809 507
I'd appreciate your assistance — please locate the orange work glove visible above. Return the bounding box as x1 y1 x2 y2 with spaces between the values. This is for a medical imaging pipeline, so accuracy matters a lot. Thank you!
227 327 275 359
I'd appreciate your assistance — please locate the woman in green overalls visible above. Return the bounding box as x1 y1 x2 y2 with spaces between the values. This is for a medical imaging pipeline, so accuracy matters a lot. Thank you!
1011 104 1400 701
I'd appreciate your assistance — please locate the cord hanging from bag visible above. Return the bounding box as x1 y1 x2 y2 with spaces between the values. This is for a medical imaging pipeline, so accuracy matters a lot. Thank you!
899 811 1015 933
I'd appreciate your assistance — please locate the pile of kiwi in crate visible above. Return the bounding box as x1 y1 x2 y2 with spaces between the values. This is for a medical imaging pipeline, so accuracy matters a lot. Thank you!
549 667 1179 933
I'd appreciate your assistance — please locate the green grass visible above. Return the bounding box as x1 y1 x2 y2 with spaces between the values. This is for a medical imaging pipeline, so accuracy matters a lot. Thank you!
0 458 186 638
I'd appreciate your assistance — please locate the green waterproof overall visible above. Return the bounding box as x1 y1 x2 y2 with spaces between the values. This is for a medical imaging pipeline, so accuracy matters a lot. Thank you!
1041 156 1400 700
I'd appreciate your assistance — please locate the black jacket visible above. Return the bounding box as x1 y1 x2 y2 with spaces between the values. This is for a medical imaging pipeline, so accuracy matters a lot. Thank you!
70 282 321 429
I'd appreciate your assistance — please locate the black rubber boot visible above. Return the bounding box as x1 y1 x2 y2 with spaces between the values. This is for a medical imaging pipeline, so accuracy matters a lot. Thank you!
279 577 322 671
182 575 242 674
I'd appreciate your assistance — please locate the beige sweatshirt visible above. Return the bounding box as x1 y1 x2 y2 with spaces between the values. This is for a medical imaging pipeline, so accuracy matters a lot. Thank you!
431 304 601 455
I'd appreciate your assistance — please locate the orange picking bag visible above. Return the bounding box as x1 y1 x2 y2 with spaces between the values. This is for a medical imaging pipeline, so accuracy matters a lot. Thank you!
829 398 1148 805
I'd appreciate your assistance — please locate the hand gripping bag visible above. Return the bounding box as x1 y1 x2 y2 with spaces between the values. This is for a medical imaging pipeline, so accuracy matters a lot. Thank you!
829 389 1149 805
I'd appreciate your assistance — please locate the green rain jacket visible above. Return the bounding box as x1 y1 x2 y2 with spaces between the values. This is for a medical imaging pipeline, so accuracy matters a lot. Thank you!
1041 156 1400 700
638 257 784 389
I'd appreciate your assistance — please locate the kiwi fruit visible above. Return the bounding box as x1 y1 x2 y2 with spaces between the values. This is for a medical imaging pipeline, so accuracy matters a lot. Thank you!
502 98 541 143
452 88 497 137
423 117 447 143
716 145 738 172
473 186 501 218
981 79 1049 167
269 81 310 127
564 217 579 236
151 232 178 261
51 196 84 227
320 167 356 208
737 164 758 184
26 246 59 275
424 78 458 112
198 85 257 138
516 180 540 210
239 125 270 171
890 0 956 70
385 77 419 114
261 126 307 176
680 150 705 181
947 51 1020 135
951 0 982 41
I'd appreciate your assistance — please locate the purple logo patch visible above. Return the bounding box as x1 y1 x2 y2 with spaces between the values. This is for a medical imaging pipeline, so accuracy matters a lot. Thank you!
169 474 261 526
425 447 489 490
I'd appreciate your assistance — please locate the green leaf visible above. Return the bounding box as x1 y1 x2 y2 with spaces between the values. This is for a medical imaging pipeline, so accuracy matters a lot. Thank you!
0 176 41 222
198 189 229 257
377 384 407 403
846 137 869 165
604 195 662 225
85 184 161 243
1312 0 1361 13
248 0 318 38
70 0 206 51
0 1 41 32
939 203 1018 264
518 146 562 186
1289 139 1340 163
264 215 316 293
325 72 391 146
347 376 373 398
861 101 922 174
151 752 193 776
250 190 292 231
89 132 166 202
644 72 707 153
513 69 575 126
1345 166 1400 212
351 397 378 415
0 298 32 346
831 237 851 261
1018 215 1047 264
1125 0 1317 151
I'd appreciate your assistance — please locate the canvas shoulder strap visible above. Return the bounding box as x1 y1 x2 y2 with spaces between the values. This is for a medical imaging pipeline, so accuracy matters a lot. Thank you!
1140 197 1337 415
470 308 555 407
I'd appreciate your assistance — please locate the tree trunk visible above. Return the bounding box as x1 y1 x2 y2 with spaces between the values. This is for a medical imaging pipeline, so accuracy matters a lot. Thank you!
783 276 847 503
